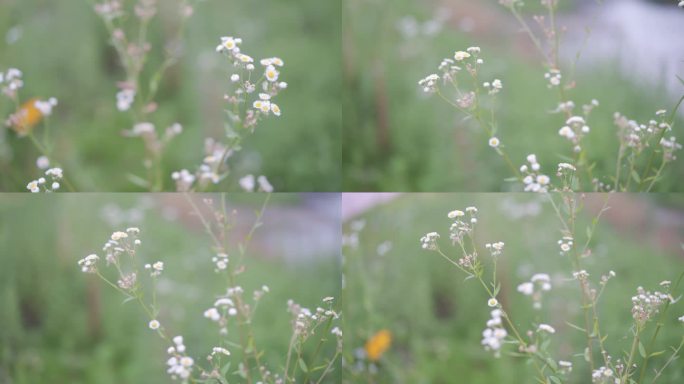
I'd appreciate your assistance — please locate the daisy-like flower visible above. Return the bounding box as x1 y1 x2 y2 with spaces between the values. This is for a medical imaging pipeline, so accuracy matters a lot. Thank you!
489 137 500 148
448 210 465 219
260 57 284 67
149 319 160 330
216 36 241 52
265 65 279 82
537 324 556 334
487 298 499 307
236 53 254 63
26 180 40 193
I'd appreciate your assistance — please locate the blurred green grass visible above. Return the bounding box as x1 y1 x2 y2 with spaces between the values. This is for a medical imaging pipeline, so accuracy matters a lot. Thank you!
342 0 684 191
0 194 340 383
0 0 341 192
342 193 684 383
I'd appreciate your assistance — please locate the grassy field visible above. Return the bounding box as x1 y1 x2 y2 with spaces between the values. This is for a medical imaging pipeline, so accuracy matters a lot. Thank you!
343 193 684 383
0 0 341 192
342 0 684 192
0 193 341 383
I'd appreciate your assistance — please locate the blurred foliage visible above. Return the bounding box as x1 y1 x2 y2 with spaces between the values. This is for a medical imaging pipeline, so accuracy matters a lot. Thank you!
0 0 341 191
342 0 684 191
0 194 340 383
342 193 684 383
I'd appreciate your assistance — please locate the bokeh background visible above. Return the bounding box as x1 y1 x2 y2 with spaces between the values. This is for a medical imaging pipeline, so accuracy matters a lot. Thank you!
0 193 341 383
342 193 684 383
0 0 341 191
343 0 684 191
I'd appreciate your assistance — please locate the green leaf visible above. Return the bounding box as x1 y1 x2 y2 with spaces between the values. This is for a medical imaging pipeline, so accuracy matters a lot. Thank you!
649 350 666 358
546 358 558 371
298 358 309 373
631 170 641 184
638 342 646 358
549 376 562 384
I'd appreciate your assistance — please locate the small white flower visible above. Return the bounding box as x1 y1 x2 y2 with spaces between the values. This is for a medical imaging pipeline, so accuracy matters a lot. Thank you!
149 319 160 330
230 74 240 82
36 156 50 170
448 210 465 219
239 174 256 192
487 298 498 307
211 347 231 356
204 307 221 322
488 137 500 148
265 65 279 82
26 180 40 193
537 324 556 334
257 175 273 192
454 51 471 61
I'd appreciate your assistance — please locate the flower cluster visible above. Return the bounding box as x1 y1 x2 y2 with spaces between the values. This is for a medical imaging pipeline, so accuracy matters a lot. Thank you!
77 254 100 273
287 297 339 340
484 241 504 257
481 309 507 357
102 227 141 265
483 78 503 95
418 74 440 93
211 252 229 272
558 116 591 153
614 112 669 153
631 286 670 326
420 232 440 250
203 294 239 335
217 36 287 124
591 366 615 384
144 261 164 277
520 155 550 192
557 236 573 254
0 68 23 98
26 168 64 193
517 273 552 309
544 69 561 87
420 46 484 96
239 174 274 193
167 336 194 382
447 206 478 244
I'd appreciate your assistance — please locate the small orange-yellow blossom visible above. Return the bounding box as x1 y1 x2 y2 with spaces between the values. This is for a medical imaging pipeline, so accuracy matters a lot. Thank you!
10 98 42 136
365 329 392 361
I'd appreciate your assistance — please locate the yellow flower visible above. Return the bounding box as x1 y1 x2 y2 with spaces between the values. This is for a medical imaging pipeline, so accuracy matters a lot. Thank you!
10 98 43 136
365 329 392 361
